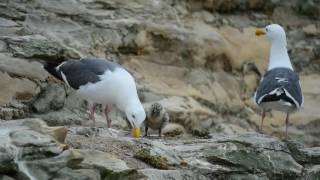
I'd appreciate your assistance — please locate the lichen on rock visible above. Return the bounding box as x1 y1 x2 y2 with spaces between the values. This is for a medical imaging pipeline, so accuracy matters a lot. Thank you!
134 148 169 170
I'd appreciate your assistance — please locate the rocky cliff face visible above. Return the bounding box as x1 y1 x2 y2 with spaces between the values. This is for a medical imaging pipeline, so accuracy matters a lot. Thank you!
0 0 320 179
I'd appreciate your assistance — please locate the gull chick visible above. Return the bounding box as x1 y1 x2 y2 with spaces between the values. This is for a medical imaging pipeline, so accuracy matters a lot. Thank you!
144 102 169 137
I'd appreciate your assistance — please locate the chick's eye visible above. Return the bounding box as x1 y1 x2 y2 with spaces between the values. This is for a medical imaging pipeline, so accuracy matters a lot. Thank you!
132 114 136 119
265 28 268 32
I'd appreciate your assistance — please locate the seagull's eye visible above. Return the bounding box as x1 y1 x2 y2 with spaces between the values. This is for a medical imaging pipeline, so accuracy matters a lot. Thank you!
266 28 268 32
132 114 136 119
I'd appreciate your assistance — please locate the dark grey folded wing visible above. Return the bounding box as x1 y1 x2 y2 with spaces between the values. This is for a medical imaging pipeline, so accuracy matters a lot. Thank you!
255 68 303 107
57 59 120 89
79 58 120 74
57 60 99 89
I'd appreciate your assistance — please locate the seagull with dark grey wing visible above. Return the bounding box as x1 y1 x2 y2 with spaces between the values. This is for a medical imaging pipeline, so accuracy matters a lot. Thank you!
44 58 146 138
254 24 303 139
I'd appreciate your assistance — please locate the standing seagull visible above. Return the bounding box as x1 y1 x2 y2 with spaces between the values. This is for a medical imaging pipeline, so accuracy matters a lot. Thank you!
254 24 303 138
44 58 146 138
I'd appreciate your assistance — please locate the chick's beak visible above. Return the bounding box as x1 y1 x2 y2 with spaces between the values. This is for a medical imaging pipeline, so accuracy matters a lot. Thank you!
255 29 266 36
132 127 141 138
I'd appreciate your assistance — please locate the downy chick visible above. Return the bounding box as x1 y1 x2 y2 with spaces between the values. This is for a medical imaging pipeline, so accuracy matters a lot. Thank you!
144 102 169 137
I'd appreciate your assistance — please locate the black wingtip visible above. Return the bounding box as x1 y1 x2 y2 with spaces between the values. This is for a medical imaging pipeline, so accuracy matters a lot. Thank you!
43 62 63 81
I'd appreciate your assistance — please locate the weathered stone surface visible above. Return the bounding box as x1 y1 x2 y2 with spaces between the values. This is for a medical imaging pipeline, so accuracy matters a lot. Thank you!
0 175 15 180
287 140 320 165
135 148 169 170
224 173 269 180
136 138 184 167
34 109 85 126
0 72 39 105
139 169 209 180
2 35 65 60
304 165 320 180
303 24 320 36
0 107 27 120
65 131 320 179
205 134 302 179
76 150 139 180
50 167 98 180
73 169 101 180
32 83 66 113
0 54 48 80
0 144 16 174
0 118 83 179
296 0 320 17
47 126 68 144
0 17 18 27
35 0 86 16
162 123 186 137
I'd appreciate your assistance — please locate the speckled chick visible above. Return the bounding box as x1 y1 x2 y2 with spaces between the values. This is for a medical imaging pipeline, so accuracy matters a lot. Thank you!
144 102 169 137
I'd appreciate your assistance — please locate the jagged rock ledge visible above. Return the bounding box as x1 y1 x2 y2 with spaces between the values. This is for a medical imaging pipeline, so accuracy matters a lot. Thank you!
0 118 319 180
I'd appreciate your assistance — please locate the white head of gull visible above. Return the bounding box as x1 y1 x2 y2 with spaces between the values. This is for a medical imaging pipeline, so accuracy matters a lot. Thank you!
256 24 293 70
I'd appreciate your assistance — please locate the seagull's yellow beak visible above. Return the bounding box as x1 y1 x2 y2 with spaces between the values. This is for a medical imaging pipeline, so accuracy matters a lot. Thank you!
255 29 266 36
132 127 141 138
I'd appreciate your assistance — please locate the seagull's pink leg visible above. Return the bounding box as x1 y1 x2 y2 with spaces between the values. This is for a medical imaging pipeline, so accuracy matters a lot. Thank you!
260 109 265 133
89 103 97 127
104 105 112 128
285 113 289 139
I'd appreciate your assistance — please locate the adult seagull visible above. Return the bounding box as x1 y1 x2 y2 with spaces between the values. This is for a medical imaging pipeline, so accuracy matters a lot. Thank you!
254 24 303 138
44 58 146 138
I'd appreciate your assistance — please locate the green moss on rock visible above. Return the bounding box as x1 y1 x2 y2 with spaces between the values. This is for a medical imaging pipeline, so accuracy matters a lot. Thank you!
191 127 210 138
134 148 168 170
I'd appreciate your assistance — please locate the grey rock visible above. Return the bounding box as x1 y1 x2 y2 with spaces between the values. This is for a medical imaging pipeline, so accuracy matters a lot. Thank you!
0 54 48 80
0 175 15 180
0 107 27 120
287 140 320 164
0 118 83 180
32 83 66 113
25 14 82 34
304 165 320 180
10 129 59 148
205 134 302 179
3 35 64 61
224 173 269 180
296 0 320 17
76 149 139 180
33 109 85 126
136 138 183 167
74 169 101 180
300 147 320 164
0 17 18 27
139 169 209 180
51 167 92 180
0 144 16 174
0 40 6 51
0 5 25 21
0 71 40 106
191 126 210 138
20 150 83 180
36 0 85 16
200 0 279 13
